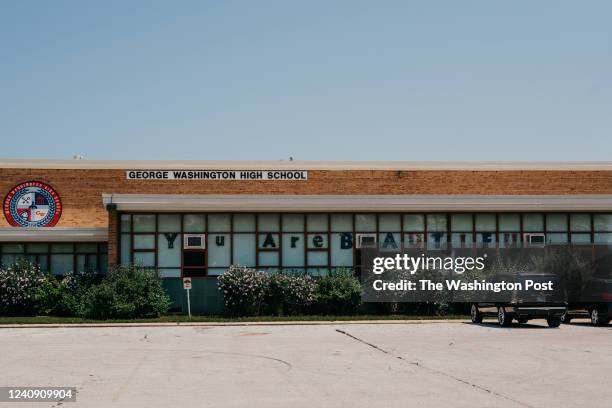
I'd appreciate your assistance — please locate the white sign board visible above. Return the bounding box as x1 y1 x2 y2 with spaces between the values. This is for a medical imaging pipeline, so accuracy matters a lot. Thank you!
183 277 192 290
126 170 307 181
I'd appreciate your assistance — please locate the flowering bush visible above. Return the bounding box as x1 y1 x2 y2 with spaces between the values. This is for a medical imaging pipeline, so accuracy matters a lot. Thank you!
0 259 45 316
266 273 316 315
218 266 269 316
219 266 361 316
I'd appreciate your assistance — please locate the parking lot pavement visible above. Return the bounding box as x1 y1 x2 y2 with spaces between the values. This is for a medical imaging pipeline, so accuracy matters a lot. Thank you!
0 320 610 408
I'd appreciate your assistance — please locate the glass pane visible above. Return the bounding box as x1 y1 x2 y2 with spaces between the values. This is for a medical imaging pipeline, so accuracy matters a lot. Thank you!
258 233 280 249
50 254 73 275
51 243 73 253
258 214 279 231
451 214 472 231
1 244 24 253
133 234 155 250
1 255 17 266
38 255 49 272
427 214 447 232
158 234 181 268
355 214 376 231
120 214 131 232
571 234 591 244
158 214 181 232
133 252 155 267
207 268 226 276
183 214 206 232
379 232 400 250
499 232 521 248
307 214 328 231
259 251 279 266
282 214 304 232
475 214 496 231
76 243 98 253
523 214 544 232
208 214 230 232
159 268 181 278
427 233 447 249
233 234 256 266
26 243 48 253
307 267 329 276
593 233 612 244
546 233 568 244
208 234 230 267
233 214 255 232
331 214 352 231
546 214 567 231
593 214 612 232
451 233 473 248
100 254 108 274
570 214 591 232
307 251 328 266
403 214 424 231
307 233 328 249
282 233 305 267
120 234 131 264
331 233 353 266
282 267 305 273
76 254 97 273
404 233 425 248
379 214 400 232
133 214 155 232
476 233 496 248
498 214 520 231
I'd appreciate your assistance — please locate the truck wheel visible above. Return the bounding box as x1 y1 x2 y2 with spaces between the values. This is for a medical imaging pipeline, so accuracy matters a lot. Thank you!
498 307 512 327
470 304 483 323
561 313 571 324
591 309 604 326
547 316 562 328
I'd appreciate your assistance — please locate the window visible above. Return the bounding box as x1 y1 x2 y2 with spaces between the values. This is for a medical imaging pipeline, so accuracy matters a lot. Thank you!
115 212 609 276
451 214 473 249
0 243 107 275
546 214 568 244
355 214 376 232
523 214 544 232
427 214 447 249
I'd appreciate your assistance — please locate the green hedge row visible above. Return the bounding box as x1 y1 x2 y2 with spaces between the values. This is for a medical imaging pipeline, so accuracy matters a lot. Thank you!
0 259 170 319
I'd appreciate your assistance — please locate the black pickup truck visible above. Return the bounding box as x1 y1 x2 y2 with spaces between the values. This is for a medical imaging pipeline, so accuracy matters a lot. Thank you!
562 279 612 326
470 272 566 327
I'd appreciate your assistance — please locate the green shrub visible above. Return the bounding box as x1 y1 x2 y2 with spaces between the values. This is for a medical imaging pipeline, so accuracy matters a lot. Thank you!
218 266 269 316
314 269 362 315
36 272 102 317
266 273 316 315
0 259 44 316
79 264 170 319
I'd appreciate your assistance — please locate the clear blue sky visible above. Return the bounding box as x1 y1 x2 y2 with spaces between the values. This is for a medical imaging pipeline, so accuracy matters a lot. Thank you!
1 1 610 160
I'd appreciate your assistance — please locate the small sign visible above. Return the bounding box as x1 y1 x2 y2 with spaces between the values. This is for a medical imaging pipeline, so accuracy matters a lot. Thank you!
183 277 192 290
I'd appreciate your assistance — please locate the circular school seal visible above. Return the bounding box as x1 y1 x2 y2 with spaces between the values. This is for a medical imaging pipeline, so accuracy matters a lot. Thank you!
3 181 62 227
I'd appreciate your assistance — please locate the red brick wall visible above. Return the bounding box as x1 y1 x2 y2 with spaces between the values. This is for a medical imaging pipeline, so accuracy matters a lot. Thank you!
1 168 612 228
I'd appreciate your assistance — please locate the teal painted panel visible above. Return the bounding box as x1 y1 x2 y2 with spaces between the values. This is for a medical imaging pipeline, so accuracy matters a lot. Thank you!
162 278 224 315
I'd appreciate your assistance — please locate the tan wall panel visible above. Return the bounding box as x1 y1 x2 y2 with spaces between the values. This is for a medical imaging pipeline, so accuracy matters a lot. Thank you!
2 168 612 228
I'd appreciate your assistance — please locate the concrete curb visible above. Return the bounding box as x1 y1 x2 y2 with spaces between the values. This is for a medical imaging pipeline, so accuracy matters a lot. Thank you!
0 319 469 328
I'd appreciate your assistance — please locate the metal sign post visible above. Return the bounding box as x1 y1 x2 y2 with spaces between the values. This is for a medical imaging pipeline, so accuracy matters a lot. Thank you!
183 278 192 318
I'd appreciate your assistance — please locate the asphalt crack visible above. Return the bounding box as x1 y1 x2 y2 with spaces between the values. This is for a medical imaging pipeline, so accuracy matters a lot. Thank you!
335 328 537 408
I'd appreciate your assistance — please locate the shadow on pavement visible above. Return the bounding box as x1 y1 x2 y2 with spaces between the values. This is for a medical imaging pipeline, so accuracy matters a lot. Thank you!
461 321 551 329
